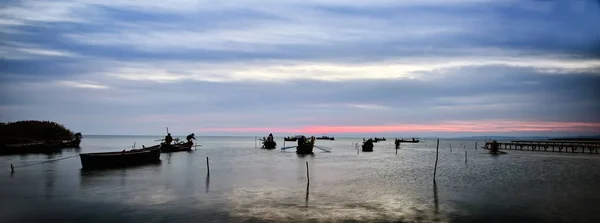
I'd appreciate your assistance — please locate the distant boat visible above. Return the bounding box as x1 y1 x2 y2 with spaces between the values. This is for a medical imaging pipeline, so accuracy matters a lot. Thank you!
373 137 386 142
316 134 335 140
79 145 161 170
284 135 303 141
158 141 193 153
396 138 419 143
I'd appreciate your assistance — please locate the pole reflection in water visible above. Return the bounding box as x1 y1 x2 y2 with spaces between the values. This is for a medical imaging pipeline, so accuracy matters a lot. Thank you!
205 173 210 194
305 181 309 208
433 181 439 215
45 168 54 200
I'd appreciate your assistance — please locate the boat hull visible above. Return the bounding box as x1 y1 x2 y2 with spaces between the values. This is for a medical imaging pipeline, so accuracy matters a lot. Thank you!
262 141 277 149
160 142 193 153
396 139 419 143
362 144 374 152
80 146 161 170
296 144 314 154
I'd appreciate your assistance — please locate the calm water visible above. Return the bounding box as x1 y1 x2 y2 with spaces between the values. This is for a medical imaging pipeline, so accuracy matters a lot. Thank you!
1 136 599 222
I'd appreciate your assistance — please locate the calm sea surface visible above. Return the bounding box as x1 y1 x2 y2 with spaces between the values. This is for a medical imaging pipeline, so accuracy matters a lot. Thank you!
1 136 599 222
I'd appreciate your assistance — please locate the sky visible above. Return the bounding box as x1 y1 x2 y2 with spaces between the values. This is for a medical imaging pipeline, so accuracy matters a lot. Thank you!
1 0 600 137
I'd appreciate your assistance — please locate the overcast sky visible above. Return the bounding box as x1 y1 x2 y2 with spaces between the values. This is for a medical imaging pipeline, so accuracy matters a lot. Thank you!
1 0 599 137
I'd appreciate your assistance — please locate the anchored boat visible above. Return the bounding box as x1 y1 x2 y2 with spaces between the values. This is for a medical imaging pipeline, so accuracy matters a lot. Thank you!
362 139 374 152
395 138 419 143
79 145 161 170
159 141 193 153
260 134 277 149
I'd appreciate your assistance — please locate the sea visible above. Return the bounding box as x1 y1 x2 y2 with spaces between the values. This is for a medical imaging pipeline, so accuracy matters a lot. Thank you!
1 135 599 223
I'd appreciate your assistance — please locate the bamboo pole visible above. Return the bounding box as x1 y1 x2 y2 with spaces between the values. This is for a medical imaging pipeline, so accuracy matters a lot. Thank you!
306 161 310 184
433 139 439 181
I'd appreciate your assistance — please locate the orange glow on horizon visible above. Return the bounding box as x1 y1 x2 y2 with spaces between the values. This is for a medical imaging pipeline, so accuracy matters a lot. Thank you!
195 120 600 134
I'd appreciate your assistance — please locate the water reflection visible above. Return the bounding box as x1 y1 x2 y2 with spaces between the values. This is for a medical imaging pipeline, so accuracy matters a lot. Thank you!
295 153 315 159
305 182 309 208
433 180 439 215
45 168 54 200
205 173 210 193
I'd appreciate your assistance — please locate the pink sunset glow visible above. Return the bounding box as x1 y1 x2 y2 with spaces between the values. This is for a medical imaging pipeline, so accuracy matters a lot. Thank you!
195 120 600 134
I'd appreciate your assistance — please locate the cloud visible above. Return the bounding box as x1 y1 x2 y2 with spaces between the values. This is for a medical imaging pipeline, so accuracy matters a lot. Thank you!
1 0 599 135
0 41 78 60
197 120 600 134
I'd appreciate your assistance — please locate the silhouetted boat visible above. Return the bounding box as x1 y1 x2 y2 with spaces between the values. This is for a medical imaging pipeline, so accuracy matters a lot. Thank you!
79 145 161 169
316 135 335 140
284 135 303 141
260 136 277 149
362 143 374 152
362 138 374 152
373 137 386 142
296 136 315 154
396 138 419 143
158 141 193 153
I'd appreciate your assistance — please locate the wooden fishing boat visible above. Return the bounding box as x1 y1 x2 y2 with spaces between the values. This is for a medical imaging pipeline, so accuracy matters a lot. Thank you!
396 138 419 143
362 144 374 152
284 135 303 141
373 137 386 142
262 140 277 149
79 145 161 169
316 135 335 140
296 136 315 154
159 141 193 153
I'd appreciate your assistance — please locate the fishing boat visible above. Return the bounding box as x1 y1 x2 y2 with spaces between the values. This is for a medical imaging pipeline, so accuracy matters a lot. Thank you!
79 145 161 169
396 138 419 143
362 138 374 152
373 137 386 142
362 143 374 152
280 135 331 154
316 134 335 140
296 136 315 154
284 135 303 141
159 141 193 153
260 134 277 149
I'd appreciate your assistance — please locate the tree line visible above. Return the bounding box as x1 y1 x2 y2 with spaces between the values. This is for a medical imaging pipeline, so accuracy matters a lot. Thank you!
0 120 79 144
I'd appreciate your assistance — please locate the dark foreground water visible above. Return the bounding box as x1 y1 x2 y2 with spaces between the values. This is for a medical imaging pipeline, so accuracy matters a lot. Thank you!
1 136 599 223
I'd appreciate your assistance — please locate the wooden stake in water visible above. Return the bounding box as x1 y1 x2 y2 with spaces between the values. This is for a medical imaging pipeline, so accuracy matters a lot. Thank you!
306 161 310 184
465 151 467 163
433 139 439 181
10 164 14 173
475 142 478 150
206 157 210 175
255 136 257 148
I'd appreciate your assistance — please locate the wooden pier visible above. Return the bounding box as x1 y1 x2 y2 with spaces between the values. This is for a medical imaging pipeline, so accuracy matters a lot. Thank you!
484 140 600 154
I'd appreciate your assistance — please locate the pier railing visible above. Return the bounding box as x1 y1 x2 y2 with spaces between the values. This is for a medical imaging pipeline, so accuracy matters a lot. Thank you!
485 140 600 154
